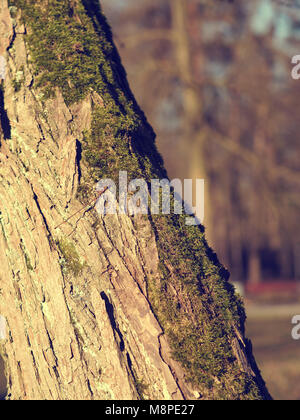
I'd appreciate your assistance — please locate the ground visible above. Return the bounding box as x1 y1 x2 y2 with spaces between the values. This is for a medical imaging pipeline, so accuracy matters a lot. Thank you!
246 302 300 400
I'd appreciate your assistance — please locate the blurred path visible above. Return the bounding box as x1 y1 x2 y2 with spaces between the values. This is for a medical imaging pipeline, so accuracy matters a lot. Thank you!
245 302 300 400
246 303 300 319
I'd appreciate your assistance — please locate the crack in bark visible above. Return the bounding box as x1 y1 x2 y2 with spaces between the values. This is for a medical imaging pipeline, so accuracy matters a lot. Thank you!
157 332 186 400
98 215 187 399
30 185 57 252
100 291 125 353
0 86 11 140
6 25 16 55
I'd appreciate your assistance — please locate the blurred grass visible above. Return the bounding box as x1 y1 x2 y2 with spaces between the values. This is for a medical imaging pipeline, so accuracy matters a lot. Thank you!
246 303 300 400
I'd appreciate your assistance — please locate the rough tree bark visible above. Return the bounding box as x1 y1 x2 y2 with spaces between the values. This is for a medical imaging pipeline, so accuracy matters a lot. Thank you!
0 0 271 400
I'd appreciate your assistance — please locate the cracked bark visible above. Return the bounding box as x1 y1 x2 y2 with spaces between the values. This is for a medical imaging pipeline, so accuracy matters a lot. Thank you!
0 0 271 401
0 32 187 396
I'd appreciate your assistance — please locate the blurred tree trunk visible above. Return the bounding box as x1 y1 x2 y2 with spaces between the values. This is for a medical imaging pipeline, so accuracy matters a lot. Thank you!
170 0 213 241
248 250 262 285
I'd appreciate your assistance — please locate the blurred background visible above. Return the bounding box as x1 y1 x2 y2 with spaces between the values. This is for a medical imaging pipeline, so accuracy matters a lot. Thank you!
101 0 300 400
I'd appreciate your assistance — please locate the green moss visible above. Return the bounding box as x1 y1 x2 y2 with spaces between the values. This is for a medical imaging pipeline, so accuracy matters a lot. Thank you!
12 0 103 104
12 0 163 198
147 203 261 399
77 104 144 200
11 79 21 93
11 66 25 93
11 71 24 93
57 238 86 278
11 0 142 113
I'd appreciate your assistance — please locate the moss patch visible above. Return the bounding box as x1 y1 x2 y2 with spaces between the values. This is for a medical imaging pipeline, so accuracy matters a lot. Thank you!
148 211 264 399
57 238 86 278
11 66 25 93
12 0 165 198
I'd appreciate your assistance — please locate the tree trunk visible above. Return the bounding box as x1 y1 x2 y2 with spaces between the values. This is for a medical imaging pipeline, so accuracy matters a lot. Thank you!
0 0 271 400
170 0 213 243
248 250 262 286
